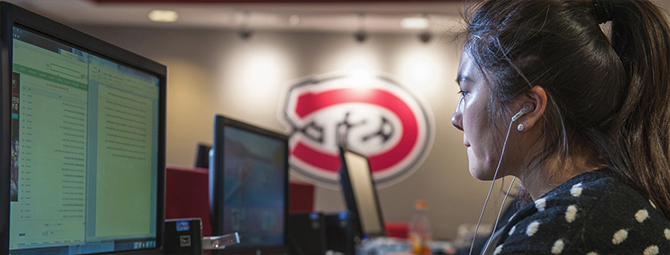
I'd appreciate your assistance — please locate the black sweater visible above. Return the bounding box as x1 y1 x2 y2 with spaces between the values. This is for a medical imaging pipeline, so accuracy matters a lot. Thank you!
494 168 670 255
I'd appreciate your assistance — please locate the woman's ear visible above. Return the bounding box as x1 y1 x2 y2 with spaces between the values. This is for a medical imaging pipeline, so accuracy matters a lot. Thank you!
518 86 547 130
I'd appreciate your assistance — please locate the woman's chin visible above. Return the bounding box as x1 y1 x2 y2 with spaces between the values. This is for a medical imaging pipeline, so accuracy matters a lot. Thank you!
469 168 495 181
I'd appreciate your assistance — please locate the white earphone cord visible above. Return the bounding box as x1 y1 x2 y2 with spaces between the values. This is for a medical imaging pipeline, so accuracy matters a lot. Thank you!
481 177 516 253
468 120 516 255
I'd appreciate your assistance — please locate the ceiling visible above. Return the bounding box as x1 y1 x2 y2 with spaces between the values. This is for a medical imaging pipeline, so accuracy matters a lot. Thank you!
5 0 670 34
3 0 466 33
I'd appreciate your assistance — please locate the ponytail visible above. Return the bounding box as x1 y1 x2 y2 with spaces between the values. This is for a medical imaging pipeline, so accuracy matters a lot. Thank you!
609 0 670 219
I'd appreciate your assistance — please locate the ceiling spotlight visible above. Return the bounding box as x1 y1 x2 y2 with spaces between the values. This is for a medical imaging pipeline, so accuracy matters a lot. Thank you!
236 11 252 40
401 17 429 30
289 15 301 26
238 27 253 40
354 30 367 43
148 10 178 23
354 13 368 43
419 31 432 43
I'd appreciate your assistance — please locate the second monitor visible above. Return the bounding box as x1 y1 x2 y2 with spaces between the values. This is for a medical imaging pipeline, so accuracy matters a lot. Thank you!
209 116 289 255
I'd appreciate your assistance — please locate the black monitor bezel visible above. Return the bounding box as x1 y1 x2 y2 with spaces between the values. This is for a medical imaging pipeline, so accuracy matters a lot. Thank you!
0 3 166 254
209 115 290 255
338 147 386 240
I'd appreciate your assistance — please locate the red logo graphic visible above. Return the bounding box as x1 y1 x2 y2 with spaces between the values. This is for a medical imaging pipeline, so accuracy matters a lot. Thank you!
279 71 434 188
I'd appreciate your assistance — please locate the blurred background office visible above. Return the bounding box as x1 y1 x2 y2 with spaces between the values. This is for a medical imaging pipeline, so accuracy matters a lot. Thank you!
8 0 670 242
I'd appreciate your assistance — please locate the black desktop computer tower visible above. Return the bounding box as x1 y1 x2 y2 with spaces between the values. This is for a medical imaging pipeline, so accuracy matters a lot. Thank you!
324 211 361 255
288 212 327 255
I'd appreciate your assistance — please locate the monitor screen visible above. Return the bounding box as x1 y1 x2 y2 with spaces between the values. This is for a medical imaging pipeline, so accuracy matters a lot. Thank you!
2 3 166 254
339 148 385 239
209 116 289 254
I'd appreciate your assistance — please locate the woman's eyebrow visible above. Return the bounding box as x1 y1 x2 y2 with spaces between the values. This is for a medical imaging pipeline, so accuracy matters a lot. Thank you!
456 74 468 85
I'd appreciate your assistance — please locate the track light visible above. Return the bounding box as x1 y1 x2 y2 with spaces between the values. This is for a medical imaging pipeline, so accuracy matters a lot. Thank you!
354 30 367 43
238 27 252 40
419 31 432 43
237 11 252 40
354 13 368 43
416 14 432 43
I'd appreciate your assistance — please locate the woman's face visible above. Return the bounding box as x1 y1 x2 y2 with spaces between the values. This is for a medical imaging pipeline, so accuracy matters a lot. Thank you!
452 52 506 180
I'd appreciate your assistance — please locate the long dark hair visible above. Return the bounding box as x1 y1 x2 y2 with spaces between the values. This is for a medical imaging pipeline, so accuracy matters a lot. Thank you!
462 0 670 219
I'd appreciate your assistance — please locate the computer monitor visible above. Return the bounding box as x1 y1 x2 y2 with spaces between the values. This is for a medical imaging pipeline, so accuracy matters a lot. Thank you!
339 147 386 240
0 3 166 254
209 116 289 254
194 143 212 169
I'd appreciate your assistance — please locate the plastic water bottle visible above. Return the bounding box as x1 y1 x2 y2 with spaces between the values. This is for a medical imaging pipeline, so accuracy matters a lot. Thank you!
408 200 431 255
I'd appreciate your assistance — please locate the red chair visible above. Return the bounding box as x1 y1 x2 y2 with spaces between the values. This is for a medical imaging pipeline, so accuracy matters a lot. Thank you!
165 166 317 237
165 166 212 236
288 181 315 213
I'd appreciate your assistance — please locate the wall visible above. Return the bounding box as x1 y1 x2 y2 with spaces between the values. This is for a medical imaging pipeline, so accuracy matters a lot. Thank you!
74 25 514 241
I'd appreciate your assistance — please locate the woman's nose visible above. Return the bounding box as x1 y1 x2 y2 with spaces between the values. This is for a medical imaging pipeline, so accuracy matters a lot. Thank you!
452 102 463 131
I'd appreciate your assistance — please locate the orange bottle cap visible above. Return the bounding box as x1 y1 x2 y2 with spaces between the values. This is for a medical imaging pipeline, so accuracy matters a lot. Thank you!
415 200 427 209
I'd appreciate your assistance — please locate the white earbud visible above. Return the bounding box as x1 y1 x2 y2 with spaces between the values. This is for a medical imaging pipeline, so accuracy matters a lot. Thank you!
511 102 535 121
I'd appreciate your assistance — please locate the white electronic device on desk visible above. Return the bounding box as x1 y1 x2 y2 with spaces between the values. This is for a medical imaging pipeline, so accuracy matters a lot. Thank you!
203 233 241 250
165 218 240 255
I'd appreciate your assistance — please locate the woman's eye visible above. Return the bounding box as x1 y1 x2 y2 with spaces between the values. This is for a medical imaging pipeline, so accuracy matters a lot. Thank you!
458 90 468 97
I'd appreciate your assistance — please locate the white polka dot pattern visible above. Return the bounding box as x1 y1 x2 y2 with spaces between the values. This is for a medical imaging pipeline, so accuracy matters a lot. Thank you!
643 245 659 255
612 229 628 245
535 198 546 212
492 170 670 254
527 221 540 236
570 183 583 197
493 245 503 255
551 239 564 254
565 205 577 223
636 209 649 223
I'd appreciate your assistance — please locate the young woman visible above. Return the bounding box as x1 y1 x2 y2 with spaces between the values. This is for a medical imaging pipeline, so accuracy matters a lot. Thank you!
451 0 670 254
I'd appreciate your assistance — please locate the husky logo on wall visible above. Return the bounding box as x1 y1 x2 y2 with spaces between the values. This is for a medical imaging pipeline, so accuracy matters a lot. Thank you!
279 70 434 188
